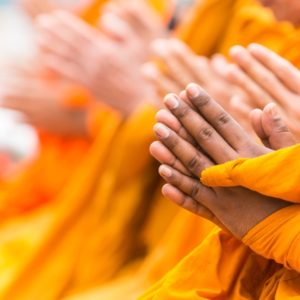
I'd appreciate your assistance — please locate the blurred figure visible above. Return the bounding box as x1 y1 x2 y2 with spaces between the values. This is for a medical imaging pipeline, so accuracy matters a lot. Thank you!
2 1 300 300
0 1 179 300
138 1 300 300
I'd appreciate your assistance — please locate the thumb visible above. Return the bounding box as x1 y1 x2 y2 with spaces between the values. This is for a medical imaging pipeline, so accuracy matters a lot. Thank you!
251 103 296 150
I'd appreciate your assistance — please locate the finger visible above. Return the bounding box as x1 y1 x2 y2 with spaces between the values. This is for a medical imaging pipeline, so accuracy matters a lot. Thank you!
161 183 212 218
37 14 82 57
262 103 296 150
250 108 271 148
248 43 300 94
53 10 100 44
178 91 192 112
142 63 181 94
154 123 213 176
230 95 254 133
163 93 238 163
152 39 194 87
230 46 290 107
159 165 214 201
39 52 83 84
37 31 79 64
120 1 160 38
230 95 252 119
185 83 254 151
156 109 196 145
167 39 206 83
226 64 273 108
150 141 192 176
99 13 136 42
210 54 230 78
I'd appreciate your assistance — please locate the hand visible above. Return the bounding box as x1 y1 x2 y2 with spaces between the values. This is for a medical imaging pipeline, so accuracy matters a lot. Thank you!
0 74 88 137
150 84 292 238
144 38 247 109
36 11 155 116
100 0 166 60
227 44 300 140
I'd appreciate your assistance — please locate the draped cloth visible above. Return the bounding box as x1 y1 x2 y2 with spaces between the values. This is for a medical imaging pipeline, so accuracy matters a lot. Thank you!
63 0 300 299
139 144 300 299
137 1 300 299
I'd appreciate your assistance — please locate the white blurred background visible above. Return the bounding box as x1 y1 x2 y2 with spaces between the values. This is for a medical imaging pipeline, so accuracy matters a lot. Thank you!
0 0 38 159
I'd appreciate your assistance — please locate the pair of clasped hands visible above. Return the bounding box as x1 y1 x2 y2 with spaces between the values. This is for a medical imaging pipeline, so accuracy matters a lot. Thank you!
150 44 300 238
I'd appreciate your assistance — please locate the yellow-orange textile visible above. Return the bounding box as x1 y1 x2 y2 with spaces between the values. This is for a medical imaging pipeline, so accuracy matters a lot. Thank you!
201 144 300 203
0 108 122 300
139 144 300 299
62 1 300 299
80 0 174 25
177 0 300 58
201 144 300 272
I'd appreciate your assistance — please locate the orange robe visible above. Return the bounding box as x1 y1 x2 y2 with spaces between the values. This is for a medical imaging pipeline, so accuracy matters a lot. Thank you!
177 0 300 58
63 1 300 299
140 144 300 299
136 1 300 299
0 1 177 298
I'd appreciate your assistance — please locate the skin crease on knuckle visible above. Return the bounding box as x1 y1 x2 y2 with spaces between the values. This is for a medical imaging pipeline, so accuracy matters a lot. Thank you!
186 154 202 176
216 112 231 127
196 127 214 141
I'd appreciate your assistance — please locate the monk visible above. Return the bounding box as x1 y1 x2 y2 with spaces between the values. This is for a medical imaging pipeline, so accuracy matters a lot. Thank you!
0 1 180 299
144 82 300 299
35 1 168 116
145 0 300 106
58 1 300 299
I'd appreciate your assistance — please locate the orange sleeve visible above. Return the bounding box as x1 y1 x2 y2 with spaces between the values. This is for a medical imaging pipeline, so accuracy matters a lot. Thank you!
201 144 300 203
242 205 300 272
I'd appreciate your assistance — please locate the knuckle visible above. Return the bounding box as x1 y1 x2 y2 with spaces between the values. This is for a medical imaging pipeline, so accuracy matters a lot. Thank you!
187 155 201 174
216 112 231 126
196 127 214 141
178 126 187 138
191 198 199 211
170 157 179 169
275 124 290 133
190 182 201 199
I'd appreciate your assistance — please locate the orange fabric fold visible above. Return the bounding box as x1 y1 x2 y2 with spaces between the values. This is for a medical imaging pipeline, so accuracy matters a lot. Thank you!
243 205 300 273
201 144 300 203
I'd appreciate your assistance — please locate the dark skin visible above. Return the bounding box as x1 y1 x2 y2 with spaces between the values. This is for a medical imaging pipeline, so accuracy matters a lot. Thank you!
227 44 300 141
150 83 295 238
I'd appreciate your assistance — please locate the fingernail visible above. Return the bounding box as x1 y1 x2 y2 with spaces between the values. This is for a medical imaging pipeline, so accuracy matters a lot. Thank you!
186 83 200 98
159 165 172 178
164 94 179 109
154 124 170 139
